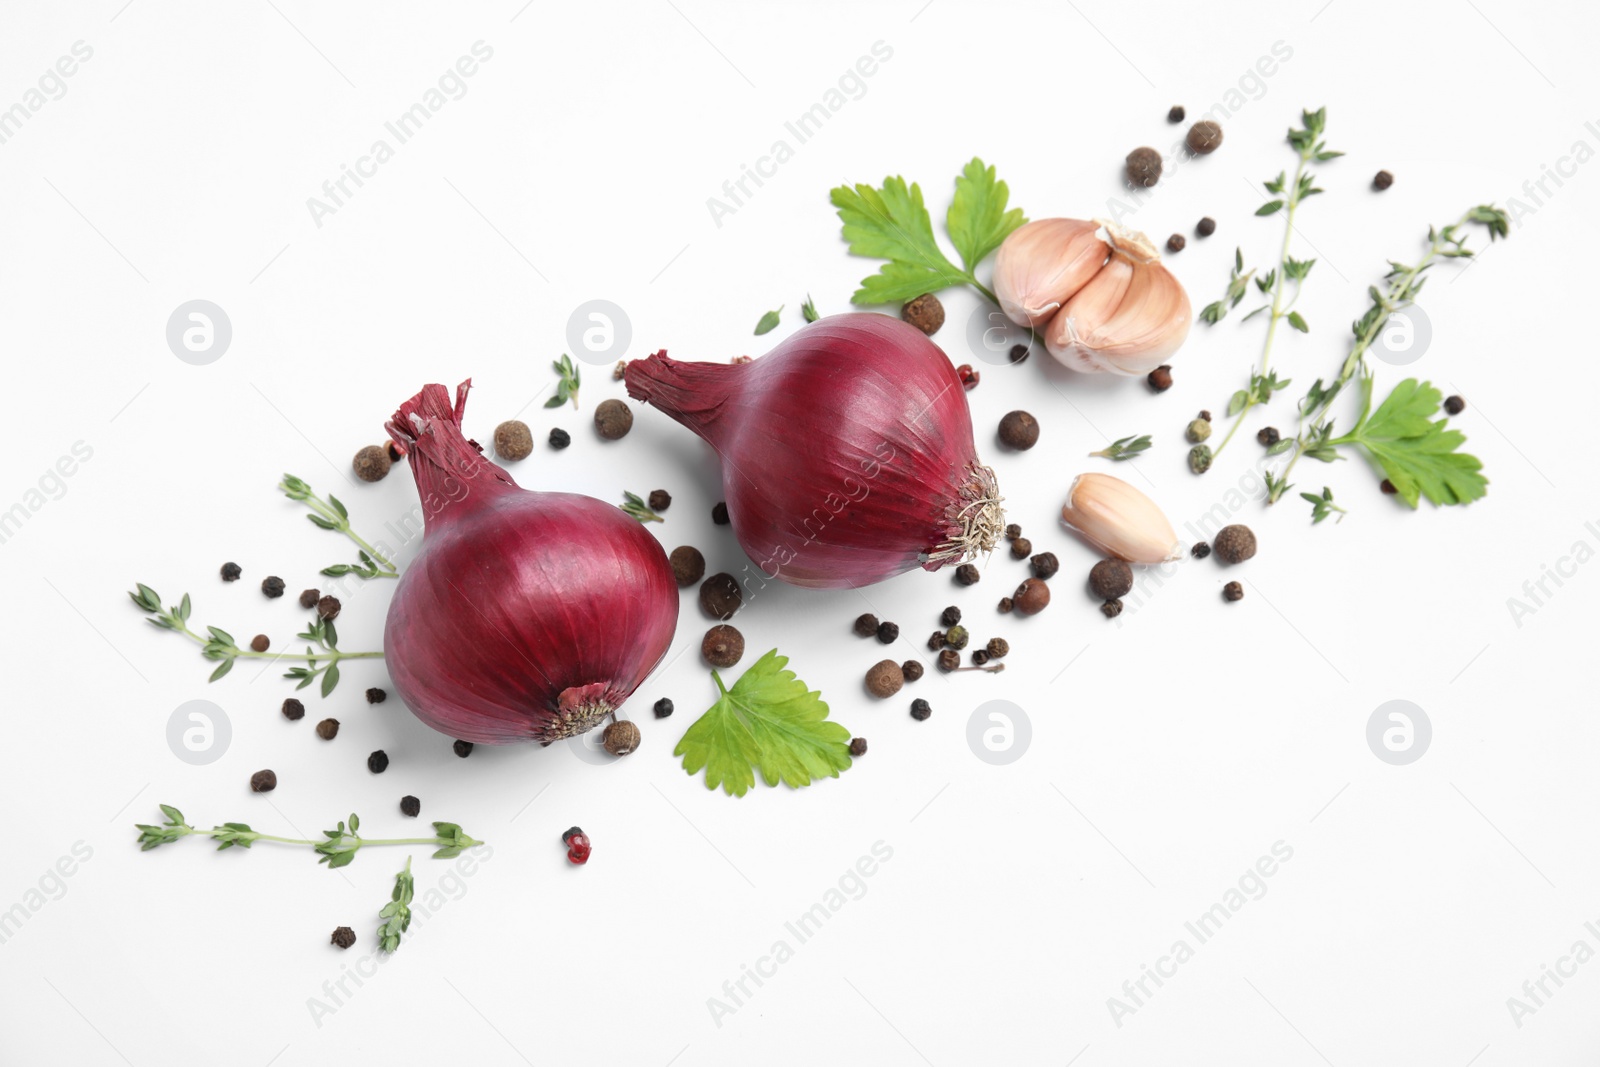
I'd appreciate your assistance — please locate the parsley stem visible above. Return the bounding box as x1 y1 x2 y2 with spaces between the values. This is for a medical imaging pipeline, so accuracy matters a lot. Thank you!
1214 147 1311 461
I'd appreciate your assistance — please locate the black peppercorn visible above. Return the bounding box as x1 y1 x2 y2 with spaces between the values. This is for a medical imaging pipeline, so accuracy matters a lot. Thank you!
1089 559 1133 600
299 588 320 609
1223 581 1244 602
849 737 868 757
986 637 1009 659
1198 410 1212 422
1444 395 1466 416
282 698 305 721
1187 120 1223 154
927 630 946 651
317 595 341 621
853 613 880 638
1197 217 1216 237
1126 146 1163 187
711 501 730 525
1380 479 1397 494
653 697 674 718
400 795 421 818
1191 541 1212 560
1030 552 1059 580
901 293 945 336
648 489 672 511
250 634 269 653
699 572 742 620
937 649 960 672
250 769 277 793
910 698 931 721
998 410 1040 451
876 620 899 644
366 687 387 705
548 427 571 450
1257 426 1281 447
262 575 285 598
453 739 473 758
221 561 242 582
367 750 389 774
1373 169 1394 191
998 597 1013 613
316 718 339 740
671 546 706 587
1148 365 1173 392
1168 104 1186 123
1101 599 1124 618
901 660 924 682
941 605 962 626
1008 343 1030 364
972 649 990 666
1004 523 1022 541
955 564 980 586
702 624 745 668
331 926 356 949
594 398 633 440
1010 537 1033 560
1213 524 1257 564
1167 233 1186 253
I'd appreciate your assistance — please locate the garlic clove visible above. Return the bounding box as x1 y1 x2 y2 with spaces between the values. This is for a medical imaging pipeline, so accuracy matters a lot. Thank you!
1059 472 1182 564
992 218 1110 327
1044 221 1192 375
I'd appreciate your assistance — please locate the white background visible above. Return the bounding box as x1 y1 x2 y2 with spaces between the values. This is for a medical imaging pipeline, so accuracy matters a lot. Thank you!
1 1 1597 1064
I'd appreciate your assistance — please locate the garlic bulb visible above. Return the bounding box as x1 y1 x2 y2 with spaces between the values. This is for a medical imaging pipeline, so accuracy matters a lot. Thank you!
1044 221 1191 376
1060 472 1182 564
992 218 1110 327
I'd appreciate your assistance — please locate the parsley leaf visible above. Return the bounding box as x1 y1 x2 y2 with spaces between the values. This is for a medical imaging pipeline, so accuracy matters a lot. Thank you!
946 157 1027 271
675 650 853 797
1338 376 1487 508
831 158 1026 305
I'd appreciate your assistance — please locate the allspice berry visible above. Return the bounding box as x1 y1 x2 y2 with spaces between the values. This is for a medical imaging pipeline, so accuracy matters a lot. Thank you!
250 634 270 652
316 718 339 740
1166 234 1186 253
1126 146 1163 187
1089 559 1133 600
1009 537 1033 560
603 720 641 756
702 624 745 668
1004 523 1022 541
1168 105 1186 123
1030 552 1059 580
901 293 945 335
594 399 633 440
250 769 277 793
670 545 706 587
1197 217 1217 237
998 410 1039 451
299 588 320 609
1148 365 1173 392
1223 581 1244 602
699 572 742 620
1213 524 1257 564
317 595 341 621
493 420 533 461
1187 120 1223 154
353 444 392 482
1013 578 1051 616
866 659 904 698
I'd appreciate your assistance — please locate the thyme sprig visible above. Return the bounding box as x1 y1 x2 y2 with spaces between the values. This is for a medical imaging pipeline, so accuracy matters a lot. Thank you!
620 491 664 523
279 474 399 579
1265 206 1508 508
1089 434 1152 461
135 806 482 870
378 858 415 953
1210 108 1340 462
1199 249 1256 324
1301 487 1346 524
128 584 382 695
545 354 581 410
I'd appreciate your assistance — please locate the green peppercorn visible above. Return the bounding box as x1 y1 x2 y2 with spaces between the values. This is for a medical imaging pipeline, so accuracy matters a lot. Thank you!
1188 444 1214 474
1186 417 1212 444
944 624 970 650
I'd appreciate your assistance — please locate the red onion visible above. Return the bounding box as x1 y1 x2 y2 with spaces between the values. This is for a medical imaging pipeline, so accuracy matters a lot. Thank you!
625 313 1004 589
383 381 678 744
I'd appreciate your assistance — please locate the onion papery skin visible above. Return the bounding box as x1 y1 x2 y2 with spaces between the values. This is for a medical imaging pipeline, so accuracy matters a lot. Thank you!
383 381 678 745
624 314 1004 589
